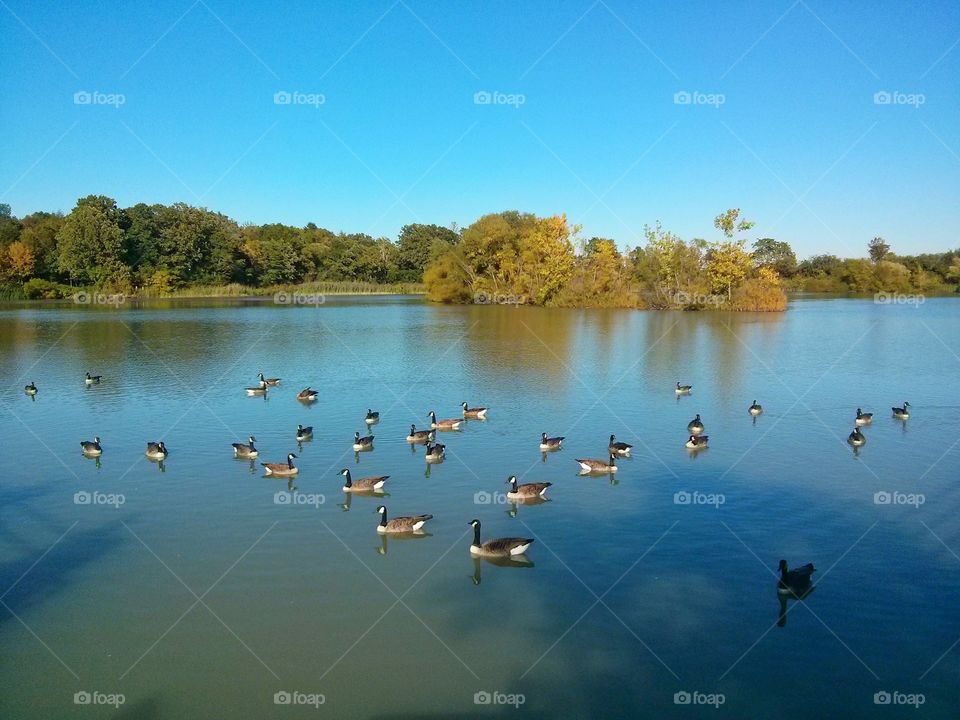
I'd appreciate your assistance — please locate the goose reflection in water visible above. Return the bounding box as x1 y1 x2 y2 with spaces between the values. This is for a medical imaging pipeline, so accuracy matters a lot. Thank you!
376 531 433 555
470 555 535 585
777 585 816 627
505 495 549 518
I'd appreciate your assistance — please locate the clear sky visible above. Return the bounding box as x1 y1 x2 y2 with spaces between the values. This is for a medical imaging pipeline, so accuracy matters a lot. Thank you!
1 0 957 258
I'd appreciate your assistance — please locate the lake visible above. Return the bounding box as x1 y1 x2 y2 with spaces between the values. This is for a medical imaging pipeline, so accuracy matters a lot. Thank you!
1 296 958 719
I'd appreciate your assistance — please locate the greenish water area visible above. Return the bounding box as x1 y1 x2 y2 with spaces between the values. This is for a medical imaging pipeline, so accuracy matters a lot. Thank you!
1 296 958 718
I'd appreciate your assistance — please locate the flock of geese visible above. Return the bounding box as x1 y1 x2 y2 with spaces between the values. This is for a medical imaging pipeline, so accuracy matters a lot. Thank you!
24 373 914 584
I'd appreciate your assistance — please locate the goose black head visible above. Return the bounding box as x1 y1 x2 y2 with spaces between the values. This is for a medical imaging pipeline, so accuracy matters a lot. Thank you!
541 432 547 439
609 434 616 442
468 519 480 528
778 559 788 572
355 431 360 439
375 505 386 514
506 475 518 486
249 435 256 443
287 453 297 460
462 402 468 409
339 468 349 476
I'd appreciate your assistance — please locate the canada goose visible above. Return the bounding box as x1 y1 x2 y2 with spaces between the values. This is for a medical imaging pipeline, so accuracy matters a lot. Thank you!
461 402 488 419
80 436 102 456
145 441 168 459
246 380 268 396
262 453 298 476
425 443 446 461
539 432 564 450
847 427 866 446
258 372 280 386
376 505 433 533
340 468 388 492
24 381 37 396
365 409 380 424
687 414 705 434
855 408 873 425
506 475 552 500
748 400 763 416
777 559 816 595
892 402 910 419
232 435 258 457
575 455 617 473
296 386 318 401
608 434 632 455
85 372 102 385
675 381 692 394
428 411 462 430
686 434 709 449
468 519 534 557
295 424 313 441
406 425 435 443
353 431 374 450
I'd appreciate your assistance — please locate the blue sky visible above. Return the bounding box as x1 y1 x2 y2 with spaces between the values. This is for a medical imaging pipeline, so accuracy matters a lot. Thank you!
1 0 957 258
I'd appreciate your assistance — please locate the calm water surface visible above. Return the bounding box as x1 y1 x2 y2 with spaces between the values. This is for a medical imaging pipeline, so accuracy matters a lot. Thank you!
1 296 958 719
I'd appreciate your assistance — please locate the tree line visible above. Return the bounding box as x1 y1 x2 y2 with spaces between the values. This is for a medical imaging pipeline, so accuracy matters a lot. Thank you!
0 198 956 308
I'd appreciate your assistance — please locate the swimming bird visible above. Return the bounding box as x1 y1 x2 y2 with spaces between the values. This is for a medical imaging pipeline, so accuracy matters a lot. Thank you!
892 402 910 419
468 519 534 557
145 441 168 460
24 381 38 396
262 453 298 476
687 414 705 434
608 434 632 455
406 425 435 443
855 408 873 425
461 401 488 419
676 381 692 394
365 409 380 424
539 432 564 450
749 400 763 416
80 437 102 456
232 435 258 458
353 431 374 450
686 434 709 449
246 380 268 396
777 559 816 595
376 505 433 533
85 372 102 385
295 424 313 441
506 475 552 500
575 455 618 473
340 468 388 492
258 372 280 386
429 411 462 430
847 427 866 446
296 387 318 401
425 442 446 461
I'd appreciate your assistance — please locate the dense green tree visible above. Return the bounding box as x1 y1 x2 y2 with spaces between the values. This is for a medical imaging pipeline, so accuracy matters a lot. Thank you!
18 212 64 280
56 195 129 287
868 236 891 263
0 204 21 246
752 237 797 277
397 223 457 281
